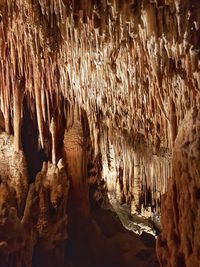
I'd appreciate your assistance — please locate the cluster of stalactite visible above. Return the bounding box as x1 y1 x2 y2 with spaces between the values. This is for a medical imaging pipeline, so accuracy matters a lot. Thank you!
99 125 171 218
0 0 199 155
0 1 199 266
0 0 198 219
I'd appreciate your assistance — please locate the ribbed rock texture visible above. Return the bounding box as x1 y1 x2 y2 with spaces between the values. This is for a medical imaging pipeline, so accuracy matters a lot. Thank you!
63 109 91 218
0 0 199 266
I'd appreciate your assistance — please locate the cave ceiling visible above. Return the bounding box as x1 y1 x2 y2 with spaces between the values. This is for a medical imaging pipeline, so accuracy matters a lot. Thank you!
0 0 199 153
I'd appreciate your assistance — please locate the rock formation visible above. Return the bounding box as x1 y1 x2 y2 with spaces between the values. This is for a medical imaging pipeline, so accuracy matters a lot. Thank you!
0 0 199 266
63 108 91 218
157 107 200 267
0 134 69 267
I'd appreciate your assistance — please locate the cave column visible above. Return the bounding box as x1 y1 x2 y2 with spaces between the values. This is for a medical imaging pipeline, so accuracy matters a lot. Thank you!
131 152 141 214
50 117 57 165
63 107 90 218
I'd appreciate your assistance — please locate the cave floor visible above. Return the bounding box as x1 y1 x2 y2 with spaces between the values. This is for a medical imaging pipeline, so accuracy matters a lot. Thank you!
107 193 160 236
65 206 159 267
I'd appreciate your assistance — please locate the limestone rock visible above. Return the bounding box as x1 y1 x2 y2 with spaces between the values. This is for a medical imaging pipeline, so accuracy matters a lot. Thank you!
157 107 200 267
0 138 69 267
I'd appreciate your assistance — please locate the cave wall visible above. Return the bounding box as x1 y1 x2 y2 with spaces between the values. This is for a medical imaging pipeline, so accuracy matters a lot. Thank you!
157 107 200 267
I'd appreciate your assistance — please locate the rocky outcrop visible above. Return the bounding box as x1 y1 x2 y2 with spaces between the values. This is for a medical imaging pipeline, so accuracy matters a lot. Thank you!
33 161 69 267
0 131 29 218
157 107 200 267
0 131 69 267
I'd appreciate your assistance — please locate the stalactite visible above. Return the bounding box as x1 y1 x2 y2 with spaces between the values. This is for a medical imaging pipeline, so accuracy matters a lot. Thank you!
50 117 57 165
13 87 23 151
169 97 178 146
35 82 45 149
131 152 141 214
0 1 199 265
4 106 10 134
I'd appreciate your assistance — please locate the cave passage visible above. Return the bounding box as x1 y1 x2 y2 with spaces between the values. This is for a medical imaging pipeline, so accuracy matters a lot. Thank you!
0 1 199 267
64 197 159 267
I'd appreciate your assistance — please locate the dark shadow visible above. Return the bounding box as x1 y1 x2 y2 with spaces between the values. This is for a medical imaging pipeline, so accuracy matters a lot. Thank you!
21 100 46 183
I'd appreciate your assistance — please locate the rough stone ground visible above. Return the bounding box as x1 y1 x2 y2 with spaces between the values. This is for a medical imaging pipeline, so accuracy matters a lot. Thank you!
65 205 159 267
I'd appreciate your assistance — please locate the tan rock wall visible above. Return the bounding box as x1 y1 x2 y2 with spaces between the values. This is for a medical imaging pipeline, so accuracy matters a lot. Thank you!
0 131 69 267
157 107 200 267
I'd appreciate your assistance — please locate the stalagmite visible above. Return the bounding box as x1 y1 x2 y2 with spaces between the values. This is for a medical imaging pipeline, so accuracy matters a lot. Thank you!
131 153 141 214
50 117 57 165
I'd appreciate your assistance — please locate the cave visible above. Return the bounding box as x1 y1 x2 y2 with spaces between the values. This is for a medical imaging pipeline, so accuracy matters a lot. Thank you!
0 1 199 267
